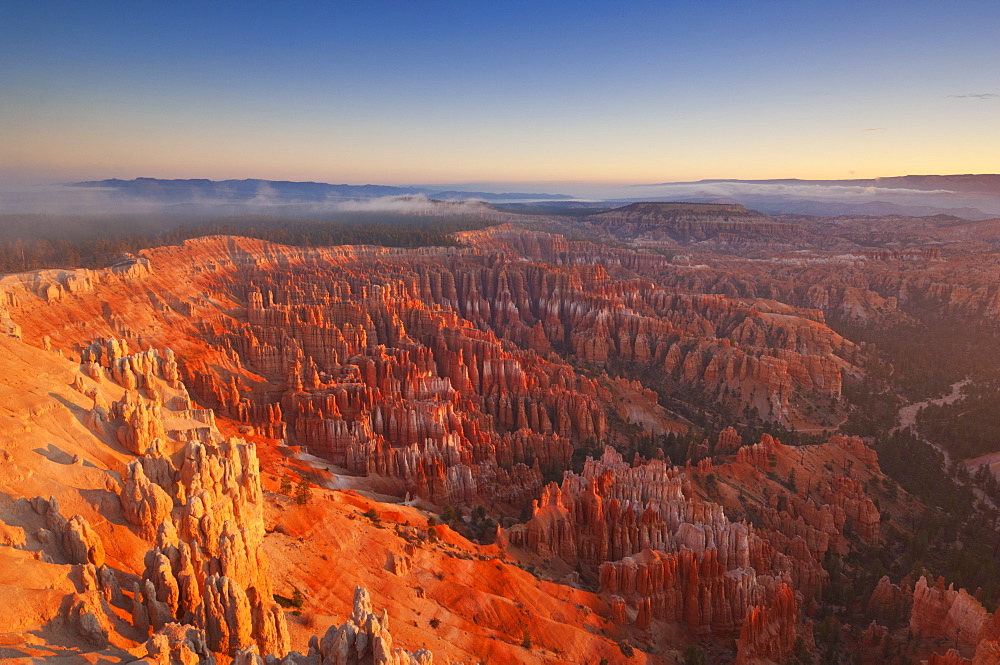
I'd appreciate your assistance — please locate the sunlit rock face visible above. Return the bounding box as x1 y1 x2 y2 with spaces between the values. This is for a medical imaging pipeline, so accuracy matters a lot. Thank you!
0 232 858 507
5 219 997 664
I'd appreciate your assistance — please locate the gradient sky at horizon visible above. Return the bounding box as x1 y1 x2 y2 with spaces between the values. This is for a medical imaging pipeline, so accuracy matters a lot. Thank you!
2 1 999 186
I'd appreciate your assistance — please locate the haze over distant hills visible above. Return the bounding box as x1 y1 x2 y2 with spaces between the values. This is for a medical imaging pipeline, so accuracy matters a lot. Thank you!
72 177 574 203
669 174 1000 195
2 174 997 219
617 174 1000 220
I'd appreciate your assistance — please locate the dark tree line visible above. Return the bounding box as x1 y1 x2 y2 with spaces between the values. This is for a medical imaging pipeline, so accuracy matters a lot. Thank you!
0 213 491 274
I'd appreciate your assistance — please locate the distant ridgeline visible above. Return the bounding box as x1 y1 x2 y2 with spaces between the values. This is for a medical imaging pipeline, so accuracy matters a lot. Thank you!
691 174 1000 195
72 177 575 203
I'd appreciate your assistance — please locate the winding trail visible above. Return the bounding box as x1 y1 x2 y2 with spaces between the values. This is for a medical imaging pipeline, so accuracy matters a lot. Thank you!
892 378 970 470
895 378 970 431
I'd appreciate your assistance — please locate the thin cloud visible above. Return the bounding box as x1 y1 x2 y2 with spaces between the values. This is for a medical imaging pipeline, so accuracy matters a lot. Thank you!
863 127 887 132
948 93 998 99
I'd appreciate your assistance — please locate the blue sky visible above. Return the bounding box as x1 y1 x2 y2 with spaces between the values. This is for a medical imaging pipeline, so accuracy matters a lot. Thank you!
2 1 999 185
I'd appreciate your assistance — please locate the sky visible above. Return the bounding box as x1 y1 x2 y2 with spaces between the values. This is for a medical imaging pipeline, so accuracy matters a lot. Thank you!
2 1 999 187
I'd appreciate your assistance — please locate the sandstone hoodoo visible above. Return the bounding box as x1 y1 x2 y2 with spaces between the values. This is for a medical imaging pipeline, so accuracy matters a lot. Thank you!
3 201 1000 664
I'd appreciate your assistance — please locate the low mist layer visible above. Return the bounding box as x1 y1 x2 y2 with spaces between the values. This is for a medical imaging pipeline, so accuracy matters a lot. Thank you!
5 174 1000 220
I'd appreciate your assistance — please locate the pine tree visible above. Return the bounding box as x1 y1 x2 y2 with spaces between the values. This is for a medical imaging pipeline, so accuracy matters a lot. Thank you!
295 478 312 505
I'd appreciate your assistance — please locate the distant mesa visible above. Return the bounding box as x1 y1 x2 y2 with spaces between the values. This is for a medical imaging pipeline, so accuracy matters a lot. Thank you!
592 201 767 220
874 174 1000 195
588 201 802 242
